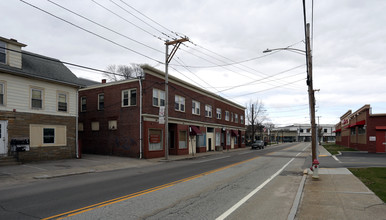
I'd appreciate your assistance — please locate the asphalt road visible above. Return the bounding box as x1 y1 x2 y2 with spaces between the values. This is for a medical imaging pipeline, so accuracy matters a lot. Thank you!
0 143 310 220
317 151 386 168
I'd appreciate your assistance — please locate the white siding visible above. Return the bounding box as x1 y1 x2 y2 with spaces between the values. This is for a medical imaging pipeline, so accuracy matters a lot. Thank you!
7 44 22 69
0 73 77 116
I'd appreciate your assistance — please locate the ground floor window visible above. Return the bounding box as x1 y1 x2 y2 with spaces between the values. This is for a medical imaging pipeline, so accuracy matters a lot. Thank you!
226 132 230 145
30 124 66 147
215 132 221 146
179 131 187 149
358 125 366 135
234 136 238 145
149 129 163 151
197 134 206 147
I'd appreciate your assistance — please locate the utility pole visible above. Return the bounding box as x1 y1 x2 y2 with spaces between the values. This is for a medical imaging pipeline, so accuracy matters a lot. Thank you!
305 23 317 162
164 37 188 160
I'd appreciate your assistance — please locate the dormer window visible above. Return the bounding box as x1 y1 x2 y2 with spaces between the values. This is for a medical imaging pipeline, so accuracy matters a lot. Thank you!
0 41 6 64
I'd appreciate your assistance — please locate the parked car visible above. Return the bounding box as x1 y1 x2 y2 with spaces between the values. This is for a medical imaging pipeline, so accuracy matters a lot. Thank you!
251 140 264 150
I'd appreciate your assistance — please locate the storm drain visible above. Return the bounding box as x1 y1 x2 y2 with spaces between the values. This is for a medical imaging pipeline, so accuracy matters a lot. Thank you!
279 171 303 176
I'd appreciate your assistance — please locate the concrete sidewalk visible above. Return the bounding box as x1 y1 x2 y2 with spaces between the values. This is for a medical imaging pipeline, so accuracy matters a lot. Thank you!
295 145 386 220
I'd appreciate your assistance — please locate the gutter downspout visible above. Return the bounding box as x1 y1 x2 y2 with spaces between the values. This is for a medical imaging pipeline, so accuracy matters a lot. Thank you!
139 77 143 159
76 89 79 158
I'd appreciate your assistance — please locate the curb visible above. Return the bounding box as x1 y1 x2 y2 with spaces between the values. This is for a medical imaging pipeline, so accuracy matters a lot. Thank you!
33 170 96 179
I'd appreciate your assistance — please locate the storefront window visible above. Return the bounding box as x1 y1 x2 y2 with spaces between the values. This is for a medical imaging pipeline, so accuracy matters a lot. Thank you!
350 127 356 135
226 132 230 145
358 125 366 135
179 131 187 149
215 132 221 146
149 129 163 151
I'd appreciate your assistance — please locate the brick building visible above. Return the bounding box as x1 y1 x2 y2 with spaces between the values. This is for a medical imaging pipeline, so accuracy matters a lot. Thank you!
335 104 386 153
0 36 81 162
79 65 246 159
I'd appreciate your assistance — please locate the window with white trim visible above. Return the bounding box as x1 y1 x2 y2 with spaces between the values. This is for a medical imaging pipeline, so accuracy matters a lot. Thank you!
149 129 163 151
122 89 137 107
31 88 43 109
205 105 212 118
192 100 200 115
0 82 4 106
216 108 221 119
231 112 234 122
235 114 238 123
0 41 6 64
241 115 244 124
98 93 104 110
81 97 86 112
57 92 68 112
153 89 165 107
225 111 230 121
175 95 185 112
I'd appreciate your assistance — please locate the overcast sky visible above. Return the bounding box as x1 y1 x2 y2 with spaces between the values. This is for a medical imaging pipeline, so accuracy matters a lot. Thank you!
2 0 385 126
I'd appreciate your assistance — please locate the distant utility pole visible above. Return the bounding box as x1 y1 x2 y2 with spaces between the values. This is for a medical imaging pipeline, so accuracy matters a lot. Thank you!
164 37 189 160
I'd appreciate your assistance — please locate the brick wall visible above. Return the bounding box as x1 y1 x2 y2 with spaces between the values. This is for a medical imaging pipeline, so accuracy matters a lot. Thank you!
0 110 76 162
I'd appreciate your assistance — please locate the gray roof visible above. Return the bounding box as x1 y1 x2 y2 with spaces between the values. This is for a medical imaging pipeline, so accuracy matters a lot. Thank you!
0 51 81 87
78 77 100 87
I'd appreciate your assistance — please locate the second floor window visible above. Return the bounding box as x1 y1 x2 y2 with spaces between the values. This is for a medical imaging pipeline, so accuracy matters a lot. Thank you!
0 83 4 105
241 115 244 124
225 111 230 121
31 88 43 109
205 105 212 118
175 95 185 112
81 97 86 112
235 114 238 123
153 89 165 107
192 100 200 115
122 89 137 107
57 93 67 112
216 108 221 119
98 93 104 110
0 41 6 64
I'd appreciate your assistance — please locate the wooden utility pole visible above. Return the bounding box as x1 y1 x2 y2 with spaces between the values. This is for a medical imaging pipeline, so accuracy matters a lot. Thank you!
164 37 188 160
305 23 317 161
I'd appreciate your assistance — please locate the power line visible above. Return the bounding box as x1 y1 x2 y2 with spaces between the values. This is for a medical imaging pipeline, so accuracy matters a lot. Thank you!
20 0 162 64
47 0 164 54
91 0 166 41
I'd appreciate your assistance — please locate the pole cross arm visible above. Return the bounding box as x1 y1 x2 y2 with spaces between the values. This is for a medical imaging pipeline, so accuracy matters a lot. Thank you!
165 37 189 64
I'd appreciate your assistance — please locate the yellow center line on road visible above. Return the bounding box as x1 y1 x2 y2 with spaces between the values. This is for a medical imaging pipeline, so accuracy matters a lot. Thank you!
43 155 261 220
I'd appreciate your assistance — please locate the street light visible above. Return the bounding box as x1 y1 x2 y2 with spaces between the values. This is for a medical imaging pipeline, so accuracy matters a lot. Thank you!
263 24 317 165
263 47 306 54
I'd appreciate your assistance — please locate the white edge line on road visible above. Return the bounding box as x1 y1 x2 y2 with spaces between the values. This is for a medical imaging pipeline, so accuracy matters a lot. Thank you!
332 155 341 163
216 145 308 220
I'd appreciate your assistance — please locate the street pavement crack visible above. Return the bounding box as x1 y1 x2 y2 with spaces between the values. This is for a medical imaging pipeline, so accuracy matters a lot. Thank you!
0 203 41 219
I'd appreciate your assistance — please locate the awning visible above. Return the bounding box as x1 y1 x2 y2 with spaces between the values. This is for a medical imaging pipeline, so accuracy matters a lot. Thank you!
376 126 386 130
348 120 366 128
333 129 341 133
231 130 238 137
189 126 202 136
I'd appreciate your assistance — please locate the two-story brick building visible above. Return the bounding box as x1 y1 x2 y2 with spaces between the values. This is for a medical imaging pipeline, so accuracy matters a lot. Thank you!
335 105 386 153
79 65 246 159
0 36 81 162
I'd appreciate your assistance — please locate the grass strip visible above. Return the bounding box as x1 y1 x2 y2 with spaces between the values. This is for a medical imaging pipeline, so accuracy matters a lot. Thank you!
349 167 386 203
322 143 357 155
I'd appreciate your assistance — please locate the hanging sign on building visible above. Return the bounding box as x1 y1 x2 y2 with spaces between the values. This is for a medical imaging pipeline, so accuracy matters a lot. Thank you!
159 106 165 124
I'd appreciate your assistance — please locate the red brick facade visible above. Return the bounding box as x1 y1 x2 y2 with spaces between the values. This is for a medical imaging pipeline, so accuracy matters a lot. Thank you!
335 105 386 153
79 65 246 159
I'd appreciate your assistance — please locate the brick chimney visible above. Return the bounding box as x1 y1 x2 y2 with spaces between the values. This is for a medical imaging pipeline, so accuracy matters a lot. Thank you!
102 79 107 84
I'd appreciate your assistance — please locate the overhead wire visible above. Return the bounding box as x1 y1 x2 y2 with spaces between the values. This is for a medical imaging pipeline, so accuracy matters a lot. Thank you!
20 0 163 64
47 0 164 54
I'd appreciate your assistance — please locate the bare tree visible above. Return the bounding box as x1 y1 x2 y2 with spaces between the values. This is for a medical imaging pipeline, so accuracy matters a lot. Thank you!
103 64 144 82
246 99 268 142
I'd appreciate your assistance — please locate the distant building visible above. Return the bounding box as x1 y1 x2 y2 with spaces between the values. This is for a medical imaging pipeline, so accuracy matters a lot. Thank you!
0 36 81 162
78 65 246 159
335 104 386 153
267 124 335 143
